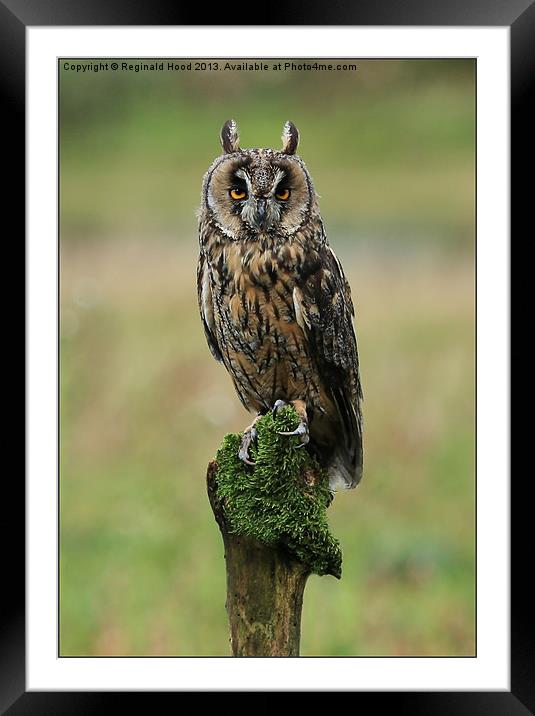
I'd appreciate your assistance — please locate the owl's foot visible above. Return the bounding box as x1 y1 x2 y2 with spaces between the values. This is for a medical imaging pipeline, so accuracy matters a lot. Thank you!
272 399 288 417
237 416 261 466
274 399 310 447
278 420 309 447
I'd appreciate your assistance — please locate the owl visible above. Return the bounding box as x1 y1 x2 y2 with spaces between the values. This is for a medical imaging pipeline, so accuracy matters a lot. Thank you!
197 120 363 490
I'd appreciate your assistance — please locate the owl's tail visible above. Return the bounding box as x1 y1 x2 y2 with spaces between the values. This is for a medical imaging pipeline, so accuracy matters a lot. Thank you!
311 387 363 491
327 445 362 491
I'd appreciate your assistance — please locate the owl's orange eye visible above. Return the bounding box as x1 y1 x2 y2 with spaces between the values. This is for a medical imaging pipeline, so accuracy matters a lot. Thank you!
275 188 291 201
230 188 247 200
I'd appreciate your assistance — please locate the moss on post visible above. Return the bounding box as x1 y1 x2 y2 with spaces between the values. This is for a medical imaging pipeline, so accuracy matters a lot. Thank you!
206 405 342 656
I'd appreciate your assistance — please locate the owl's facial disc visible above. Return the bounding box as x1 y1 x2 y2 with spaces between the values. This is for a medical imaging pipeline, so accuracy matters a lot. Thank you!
234 167 290 231
205 148 313 239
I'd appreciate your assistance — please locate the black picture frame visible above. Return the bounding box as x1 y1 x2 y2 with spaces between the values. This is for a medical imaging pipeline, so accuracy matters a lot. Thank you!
10 0 524 711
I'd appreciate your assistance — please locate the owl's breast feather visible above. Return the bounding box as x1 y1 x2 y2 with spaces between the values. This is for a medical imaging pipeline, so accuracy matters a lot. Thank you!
204 237 331 413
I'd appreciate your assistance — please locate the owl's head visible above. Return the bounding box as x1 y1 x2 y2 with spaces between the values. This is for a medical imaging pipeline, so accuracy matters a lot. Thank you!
200 120 317 239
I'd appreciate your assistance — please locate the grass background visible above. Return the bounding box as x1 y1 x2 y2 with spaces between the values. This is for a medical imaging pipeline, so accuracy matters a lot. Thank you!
59 59 475 656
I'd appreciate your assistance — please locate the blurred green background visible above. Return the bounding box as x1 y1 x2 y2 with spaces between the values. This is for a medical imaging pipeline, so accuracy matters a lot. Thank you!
60 59 475 656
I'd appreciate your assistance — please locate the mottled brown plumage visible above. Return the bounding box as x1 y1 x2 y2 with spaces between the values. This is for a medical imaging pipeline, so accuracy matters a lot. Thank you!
197 121 363 490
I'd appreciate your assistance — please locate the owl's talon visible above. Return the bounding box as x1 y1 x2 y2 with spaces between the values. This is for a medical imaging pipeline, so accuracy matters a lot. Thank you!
274 399 309 446
238 424 258 466
239 453 256 467
272 399 287 417
277 420 310 446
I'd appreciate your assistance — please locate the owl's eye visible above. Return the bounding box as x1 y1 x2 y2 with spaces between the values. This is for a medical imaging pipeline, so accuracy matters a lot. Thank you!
230 188 247 200
275 188 291 201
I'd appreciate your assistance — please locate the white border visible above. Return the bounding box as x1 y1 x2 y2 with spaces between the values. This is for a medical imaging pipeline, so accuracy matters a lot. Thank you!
27 27 510 691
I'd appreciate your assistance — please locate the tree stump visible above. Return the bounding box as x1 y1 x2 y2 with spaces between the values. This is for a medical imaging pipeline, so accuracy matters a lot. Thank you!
206 405 341 657
207 460 309 656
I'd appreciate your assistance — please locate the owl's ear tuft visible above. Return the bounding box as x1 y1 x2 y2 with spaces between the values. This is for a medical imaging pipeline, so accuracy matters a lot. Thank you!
281 121 299 155
220 119 240 153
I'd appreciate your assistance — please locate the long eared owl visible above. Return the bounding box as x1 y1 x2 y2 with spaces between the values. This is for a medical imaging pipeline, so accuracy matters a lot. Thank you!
197 120 363 490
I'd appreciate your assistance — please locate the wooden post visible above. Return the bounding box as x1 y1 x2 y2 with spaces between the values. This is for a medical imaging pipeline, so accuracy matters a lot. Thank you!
207 460 310 656
206 406 341 657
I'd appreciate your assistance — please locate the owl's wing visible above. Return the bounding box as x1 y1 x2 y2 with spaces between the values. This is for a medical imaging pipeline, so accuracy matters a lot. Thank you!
295 242 363 486
197 251 223 362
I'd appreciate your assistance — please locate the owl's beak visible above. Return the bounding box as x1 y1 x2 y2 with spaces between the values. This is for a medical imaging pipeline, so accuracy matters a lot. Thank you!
255 198 267 229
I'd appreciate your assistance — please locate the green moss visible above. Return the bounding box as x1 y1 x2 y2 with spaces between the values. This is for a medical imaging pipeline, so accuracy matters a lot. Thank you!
214 406 342 578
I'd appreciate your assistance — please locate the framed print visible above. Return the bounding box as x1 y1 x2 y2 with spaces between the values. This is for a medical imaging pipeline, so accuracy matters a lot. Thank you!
10 0 525 710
